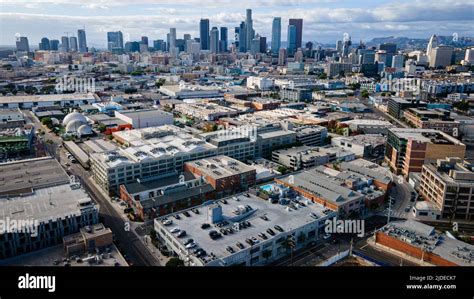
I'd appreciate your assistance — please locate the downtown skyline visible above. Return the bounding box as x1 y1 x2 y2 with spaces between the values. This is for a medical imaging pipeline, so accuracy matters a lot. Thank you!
1 0 474 47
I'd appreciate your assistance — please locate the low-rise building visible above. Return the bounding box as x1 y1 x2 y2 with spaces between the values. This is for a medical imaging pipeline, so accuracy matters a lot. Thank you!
184 155 256 198
403 108 459 136
114 109 174 129
0 109 25 129
154 193 337 266
0 93 97 109
340 159 393 191
0 157 99 259
418 157 474 221
375 219 474 266
276 166 372 217
341 119 395 135
272 145 355 171
175 102 240 121
385 128 465 177
331 134 386 160
119 172 214 220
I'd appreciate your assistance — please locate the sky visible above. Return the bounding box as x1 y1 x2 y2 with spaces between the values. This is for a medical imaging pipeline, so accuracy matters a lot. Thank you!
1 0 473 48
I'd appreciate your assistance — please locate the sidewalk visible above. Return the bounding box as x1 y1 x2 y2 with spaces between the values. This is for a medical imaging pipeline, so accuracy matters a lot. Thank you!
87 178 170 266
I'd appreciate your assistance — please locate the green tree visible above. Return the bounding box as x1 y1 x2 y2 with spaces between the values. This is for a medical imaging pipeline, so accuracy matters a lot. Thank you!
318 73 327 80
277 166 288 174
165 257 184 267
360 89 369 98
41 117 53 128
98 124 107 133
155 78 166 89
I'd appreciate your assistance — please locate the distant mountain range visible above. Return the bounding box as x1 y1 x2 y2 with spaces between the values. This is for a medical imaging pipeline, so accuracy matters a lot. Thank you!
365 36 474 49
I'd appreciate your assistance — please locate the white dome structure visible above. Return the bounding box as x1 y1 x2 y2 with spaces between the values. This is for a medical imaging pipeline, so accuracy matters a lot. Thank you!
77 124 93 136
63 112 87 126
66 119 87 134
51 118 60 126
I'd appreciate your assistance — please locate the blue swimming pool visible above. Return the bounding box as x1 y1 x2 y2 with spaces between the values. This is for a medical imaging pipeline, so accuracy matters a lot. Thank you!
260 184 274 192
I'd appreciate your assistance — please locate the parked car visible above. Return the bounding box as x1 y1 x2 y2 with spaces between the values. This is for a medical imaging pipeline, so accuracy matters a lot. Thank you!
201 223 210 229
323 233 331 240
266 228 276 236
170 227 181 234
274 225 284 232
185 242 197 249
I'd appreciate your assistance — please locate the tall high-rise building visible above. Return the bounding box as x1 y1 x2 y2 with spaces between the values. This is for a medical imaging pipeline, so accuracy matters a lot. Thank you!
78 29 87 53
336 40 343 53
61 36 70 52
169 28 177 51
234 26 240 50
429 46 454 68
210 27 219 54
69 37 78 52
278 48 287 65
153 40 166 52
107 31 123 51
49 40 59 51
380 42 397 66
392 54 405 70
260 36 267 53
16 36 29 52
220 27 228 53
39 37 50 51
245 9 254 52
141 36 149 46
184 34 191 41
289 19 303 49
271 17 281 55
200 19 210 51
287 25 297 56
426 34 438 65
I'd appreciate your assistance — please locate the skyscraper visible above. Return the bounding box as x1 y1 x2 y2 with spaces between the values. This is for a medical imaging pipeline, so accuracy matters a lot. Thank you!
426 34 438 65
153 40 166 52
271 17 281 55
220 27 228 53
141 36 149 46
169 28 177 51
16 36 29 52
210 27 219 54
78 29 87 53
429 46 453 68
238 21 247 53
200 19 210 50
107 31 123 50
69 37 78 52
287 25 297 56
49 40 59 51
61 36 69 52
39 37 50 51
289 19 303 49
278 48 287 65
245 9 254 52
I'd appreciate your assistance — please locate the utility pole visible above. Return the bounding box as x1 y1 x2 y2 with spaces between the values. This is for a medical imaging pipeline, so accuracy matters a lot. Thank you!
387 197 391 223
